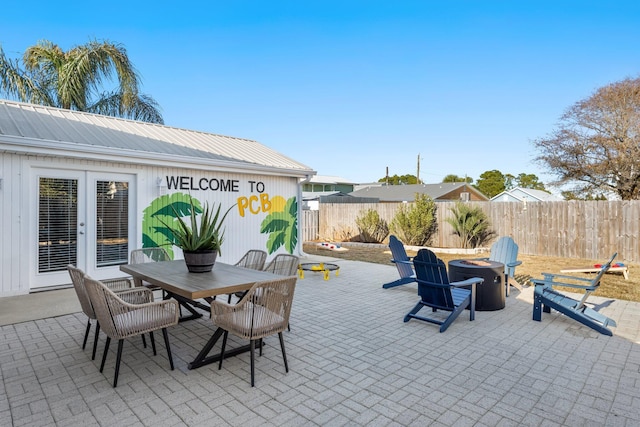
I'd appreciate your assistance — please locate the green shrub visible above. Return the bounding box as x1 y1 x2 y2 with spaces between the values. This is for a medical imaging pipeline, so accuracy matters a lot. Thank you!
446 202 495 248
355 209 389 243
390 194 438 246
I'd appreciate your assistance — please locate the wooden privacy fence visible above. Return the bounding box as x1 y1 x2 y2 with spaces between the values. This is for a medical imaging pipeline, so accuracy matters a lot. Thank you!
302 200 640 263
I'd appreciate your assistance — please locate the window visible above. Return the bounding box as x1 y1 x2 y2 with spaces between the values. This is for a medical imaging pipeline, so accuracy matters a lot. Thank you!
96 181 129 267
38 178 78 273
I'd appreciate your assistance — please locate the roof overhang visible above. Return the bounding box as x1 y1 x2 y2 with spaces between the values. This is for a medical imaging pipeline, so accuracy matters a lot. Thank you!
0 135 316 178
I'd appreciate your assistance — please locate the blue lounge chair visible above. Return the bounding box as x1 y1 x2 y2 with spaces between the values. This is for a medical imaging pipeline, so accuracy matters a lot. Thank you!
382 235 416 289
531 253 618 336
487 236 523 296
404 249 483 332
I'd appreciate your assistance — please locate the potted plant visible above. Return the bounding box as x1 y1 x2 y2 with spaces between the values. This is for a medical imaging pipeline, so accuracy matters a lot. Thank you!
162 195 233 273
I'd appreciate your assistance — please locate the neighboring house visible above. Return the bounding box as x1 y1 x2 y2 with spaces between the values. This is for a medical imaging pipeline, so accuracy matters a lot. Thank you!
349 183 489 202
0 99 315 297
353 181 385 191
302 191 343 210
491 187 563 202
302 175 356 193
302 191 377 210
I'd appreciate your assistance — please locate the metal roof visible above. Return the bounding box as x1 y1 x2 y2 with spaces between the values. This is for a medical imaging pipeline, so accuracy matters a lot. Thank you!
308 175 356 184
0 99 315 177
349 183 489 202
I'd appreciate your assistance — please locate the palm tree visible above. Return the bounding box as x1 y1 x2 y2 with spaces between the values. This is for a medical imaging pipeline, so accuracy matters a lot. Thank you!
0 39 163 123
445 202 495 249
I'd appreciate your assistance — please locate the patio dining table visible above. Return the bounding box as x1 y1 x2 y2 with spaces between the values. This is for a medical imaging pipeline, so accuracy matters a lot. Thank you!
120 260 283 369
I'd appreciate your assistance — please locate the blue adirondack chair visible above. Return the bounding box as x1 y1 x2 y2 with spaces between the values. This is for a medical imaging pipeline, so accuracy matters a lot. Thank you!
487 236 523 297
531 253 618 336
382 235 416 289
404 249 484 332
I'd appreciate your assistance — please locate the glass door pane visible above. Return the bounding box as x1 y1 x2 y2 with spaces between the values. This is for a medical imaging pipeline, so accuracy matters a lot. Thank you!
38 178 78 273
96 180 129 267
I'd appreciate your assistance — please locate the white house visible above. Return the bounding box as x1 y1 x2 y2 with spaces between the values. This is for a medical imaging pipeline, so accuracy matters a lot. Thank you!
0 100 315 297
491 187 563 203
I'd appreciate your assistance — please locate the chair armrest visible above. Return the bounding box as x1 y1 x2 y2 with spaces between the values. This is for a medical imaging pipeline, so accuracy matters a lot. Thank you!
391 258 413 265
115 295 177 311
112 299 180 335
450 277 484 288
531 278 597 291
507 260 522 268
211 297 248 316
541 272 595 282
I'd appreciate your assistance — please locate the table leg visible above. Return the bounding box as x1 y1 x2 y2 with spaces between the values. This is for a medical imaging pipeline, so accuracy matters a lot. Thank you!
164 292 205 322
188 326 263 370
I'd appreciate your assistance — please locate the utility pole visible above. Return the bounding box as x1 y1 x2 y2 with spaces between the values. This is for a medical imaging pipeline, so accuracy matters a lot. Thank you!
416 154 421 184
385 167 389 185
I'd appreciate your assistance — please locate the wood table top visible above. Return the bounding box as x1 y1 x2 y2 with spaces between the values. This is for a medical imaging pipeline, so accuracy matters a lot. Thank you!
120 260 282 300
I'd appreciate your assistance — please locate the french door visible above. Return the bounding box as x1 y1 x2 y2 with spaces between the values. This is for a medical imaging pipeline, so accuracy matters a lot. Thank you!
32 169 135 289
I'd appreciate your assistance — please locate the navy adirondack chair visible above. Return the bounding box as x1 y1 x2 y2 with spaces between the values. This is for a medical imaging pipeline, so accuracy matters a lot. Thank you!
404 249 483 332
486 236 523 297
382 235 416 289
531 253 618 336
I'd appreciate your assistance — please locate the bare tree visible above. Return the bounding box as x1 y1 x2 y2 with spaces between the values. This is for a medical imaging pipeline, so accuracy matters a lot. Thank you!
533 77 640 200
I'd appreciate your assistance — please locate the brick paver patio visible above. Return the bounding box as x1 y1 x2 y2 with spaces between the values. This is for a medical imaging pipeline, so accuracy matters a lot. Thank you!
1 257 639 426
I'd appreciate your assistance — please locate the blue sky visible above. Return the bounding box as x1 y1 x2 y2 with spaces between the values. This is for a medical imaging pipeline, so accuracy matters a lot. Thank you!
2 1 640 190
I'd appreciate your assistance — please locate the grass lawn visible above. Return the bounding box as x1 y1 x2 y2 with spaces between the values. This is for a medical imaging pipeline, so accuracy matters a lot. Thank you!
302 243 639 302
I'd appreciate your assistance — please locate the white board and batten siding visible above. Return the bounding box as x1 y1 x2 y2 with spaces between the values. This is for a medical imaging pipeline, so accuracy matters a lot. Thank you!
0 153 303 296
149 166 302 265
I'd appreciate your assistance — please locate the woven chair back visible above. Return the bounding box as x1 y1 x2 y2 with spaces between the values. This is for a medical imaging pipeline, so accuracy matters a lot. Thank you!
264 254 299 276
235 249 268 270
211 276 297 340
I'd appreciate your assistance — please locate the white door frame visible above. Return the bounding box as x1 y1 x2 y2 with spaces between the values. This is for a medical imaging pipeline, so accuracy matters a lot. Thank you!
30 167 136 289
85 171 136 280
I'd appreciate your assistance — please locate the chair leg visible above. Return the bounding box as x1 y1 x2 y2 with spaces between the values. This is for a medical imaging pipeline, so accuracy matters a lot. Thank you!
141 333 147 348
92 322 101 360
403 301 425 322
162 328 175 371
100 337 111 373
250 340 256 387
82 319 91 350
113 339 124 388
218 331 228 370
259 338 263 356
150 331 157 356
505 273 510 297
278 332 289 373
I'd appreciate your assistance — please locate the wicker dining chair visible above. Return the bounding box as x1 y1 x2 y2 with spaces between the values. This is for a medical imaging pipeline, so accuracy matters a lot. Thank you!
228 250 268 302
130 248 171 290
67 265 147 360
84 277 180 387
211 276 297 387
235 249 268 270
264 254 300 276
263 254 299 331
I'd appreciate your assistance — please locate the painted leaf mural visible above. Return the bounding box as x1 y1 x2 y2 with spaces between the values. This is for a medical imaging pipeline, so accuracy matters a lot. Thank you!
260 196 298 254
141 192 203 259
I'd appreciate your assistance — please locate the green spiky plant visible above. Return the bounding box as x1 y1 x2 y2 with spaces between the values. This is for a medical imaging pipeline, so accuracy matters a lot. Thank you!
160 195 233 255
446 202 495 249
